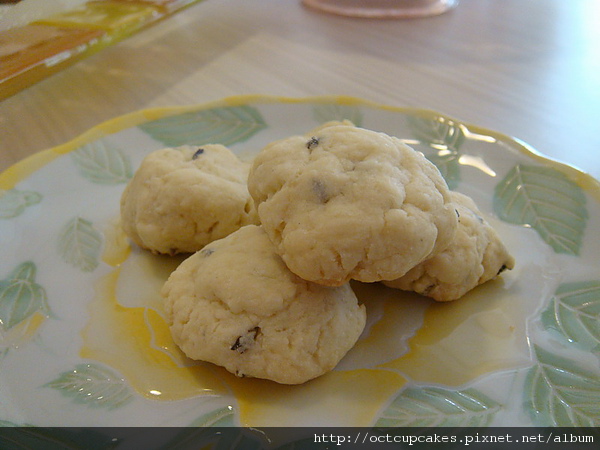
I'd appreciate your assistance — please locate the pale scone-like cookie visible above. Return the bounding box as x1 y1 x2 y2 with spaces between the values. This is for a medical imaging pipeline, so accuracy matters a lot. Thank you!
161 225 366 385
247 123 458 286
383 191 515 301
120 145 258 255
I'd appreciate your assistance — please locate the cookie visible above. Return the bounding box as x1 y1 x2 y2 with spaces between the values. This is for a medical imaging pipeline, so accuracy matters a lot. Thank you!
383 191 515 301
247 122 458 286
161 224 366 385
120 145 258 255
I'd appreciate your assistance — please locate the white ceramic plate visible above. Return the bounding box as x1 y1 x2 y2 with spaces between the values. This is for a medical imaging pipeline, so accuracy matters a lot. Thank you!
1 96 599 438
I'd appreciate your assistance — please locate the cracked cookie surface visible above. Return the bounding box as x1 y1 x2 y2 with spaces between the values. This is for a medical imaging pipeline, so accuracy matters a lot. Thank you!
248 122 458 286
384 191 515 301
161 225 366 385
120 144 258 255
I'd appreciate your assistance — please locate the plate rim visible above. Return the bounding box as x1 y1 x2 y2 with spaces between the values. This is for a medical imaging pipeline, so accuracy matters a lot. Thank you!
1 94 599 428
1 94 599 200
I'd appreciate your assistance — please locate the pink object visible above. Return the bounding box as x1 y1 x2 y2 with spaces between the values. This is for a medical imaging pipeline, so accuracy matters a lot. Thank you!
302 0 458 19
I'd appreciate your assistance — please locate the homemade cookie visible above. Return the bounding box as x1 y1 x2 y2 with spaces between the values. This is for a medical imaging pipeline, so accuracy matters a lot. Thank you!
120 145 258 255
247 122 458 286
383 191 515 301
161 225 366 385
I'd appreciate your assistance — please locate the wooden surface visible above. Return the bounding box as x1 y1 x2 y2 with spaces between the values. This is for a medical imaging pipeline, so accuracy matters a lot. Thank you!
1 0 599 180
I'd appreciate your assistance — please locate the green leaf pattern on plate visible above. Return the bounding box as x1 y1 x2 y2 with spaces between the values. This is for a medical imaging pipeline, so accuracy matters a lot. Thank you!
374 386 500 427
57 217 103 272
139 105 267 147
3 99 600 427
494 164 588 255
525 345 600 427
312 104 363 126
0 189 42 219
541 281 600 353
406 115 465 189
0 261 49 332
407 115 466 150
44 363 133 410
71 141 132 184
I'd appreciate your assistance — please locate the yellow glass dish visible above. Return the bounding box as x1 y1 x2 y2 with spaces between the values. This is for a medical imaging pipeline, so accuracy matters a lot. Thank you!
0 0 204 101
34 1 163 34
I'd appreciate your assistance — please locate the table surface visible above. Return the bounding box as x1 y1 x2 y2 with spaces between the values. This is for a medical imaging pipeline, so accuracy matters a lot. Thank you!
1 0 599 180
